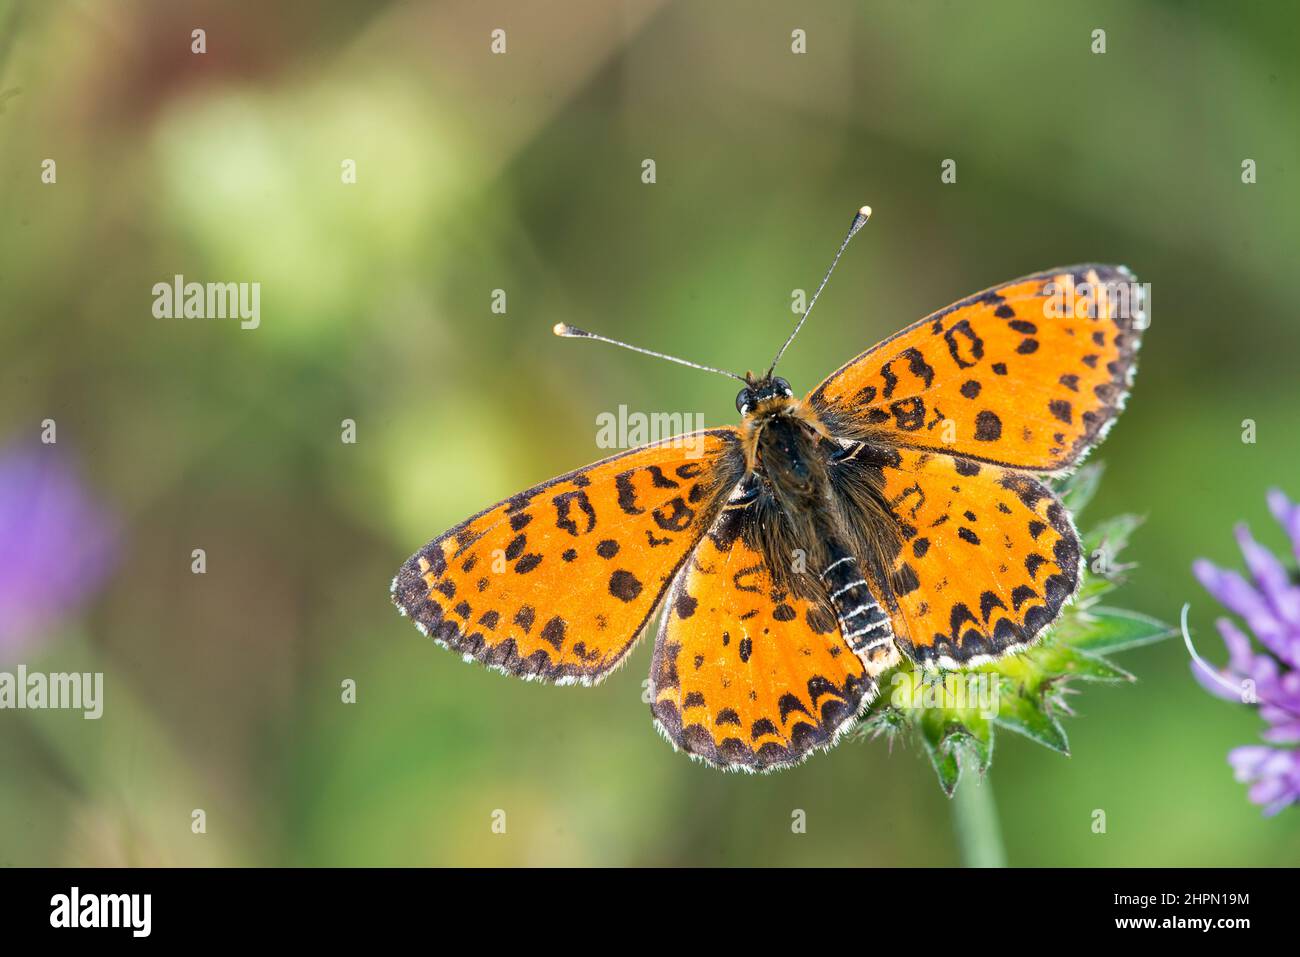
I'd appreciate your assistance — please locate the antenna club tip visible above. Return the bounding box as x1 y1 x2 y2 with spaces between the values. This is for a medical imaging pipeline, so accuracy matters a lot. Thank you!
553 322 575 337
845 204 872 238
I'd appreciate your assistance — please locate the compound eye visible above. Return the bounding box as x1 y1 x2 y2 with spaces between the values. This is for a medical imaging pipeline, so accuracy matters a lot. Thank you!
774 376 793 397
735 388 751 414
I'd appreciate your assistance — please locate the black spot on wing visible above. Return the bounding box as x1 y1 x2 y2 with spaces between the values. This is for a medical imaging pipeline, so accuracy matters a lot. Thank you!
553 489 596 535
675 591 698 619
891 562 921 596
1025 553 1049 579
608 570 643 602
772 603 797 622
540 616 567 649
974 411 1002 441
944 319 984 368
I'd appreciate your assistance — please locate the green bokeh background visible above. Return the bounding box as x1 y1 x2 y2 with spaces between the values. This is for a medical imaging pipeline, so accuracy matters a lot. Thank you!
2 0 1298 866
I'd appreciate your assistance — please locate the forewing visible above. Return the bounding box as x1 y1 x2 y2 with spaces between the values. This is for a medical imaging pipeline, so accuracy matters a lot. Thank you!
809 265 1144 472
393 430 742 685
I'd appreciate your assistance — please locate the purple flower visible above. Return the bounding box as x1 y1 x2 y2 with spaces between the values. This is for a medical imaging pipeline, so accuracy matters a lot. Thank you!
0 444 117 657
1193 489 1300 816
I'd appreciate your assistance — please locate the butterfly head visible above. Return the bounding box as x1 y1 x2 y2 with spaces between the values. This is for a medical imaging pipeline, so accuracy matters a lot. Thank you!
736 374 795 417
736 372 830 484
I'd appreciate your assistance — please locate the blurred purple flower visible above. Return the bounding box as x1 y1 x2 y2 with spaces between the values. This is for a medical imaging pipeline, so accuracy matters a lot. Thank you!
1192 489 1300 816
0 444 117 656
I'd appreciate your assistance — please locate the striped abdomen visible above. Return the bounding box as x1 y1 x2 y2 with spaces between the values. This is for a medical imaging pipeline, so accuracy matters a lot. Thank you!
819 542 897 673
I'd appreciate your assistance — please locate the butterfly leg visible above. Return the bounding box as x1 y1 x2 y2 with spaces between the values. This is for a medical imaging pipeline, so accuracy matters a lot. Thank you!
819 542 899 674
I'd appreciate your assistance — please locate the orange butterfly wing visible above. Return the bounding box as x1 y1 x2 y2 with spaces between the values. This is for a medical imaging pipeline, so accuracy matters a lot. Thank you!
862 447 1082 667
650 510 896 770
808 265 1144 472
392 430 742 685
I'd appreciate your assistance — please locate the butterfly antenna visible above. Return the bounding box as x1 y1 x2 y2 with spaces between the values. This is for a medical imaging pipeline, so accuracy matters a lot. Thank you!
553 323 747 383
767 204 872 377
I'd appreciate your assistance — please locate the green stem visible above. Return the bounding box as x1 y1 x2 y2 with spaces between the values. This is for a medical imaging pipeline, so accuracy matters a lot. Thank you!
952 773 1007 867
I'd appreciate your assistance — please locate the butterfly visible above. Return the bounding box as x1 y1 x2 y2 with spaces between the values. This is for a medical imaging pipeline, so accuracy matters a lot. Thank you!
392 206 1145 771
